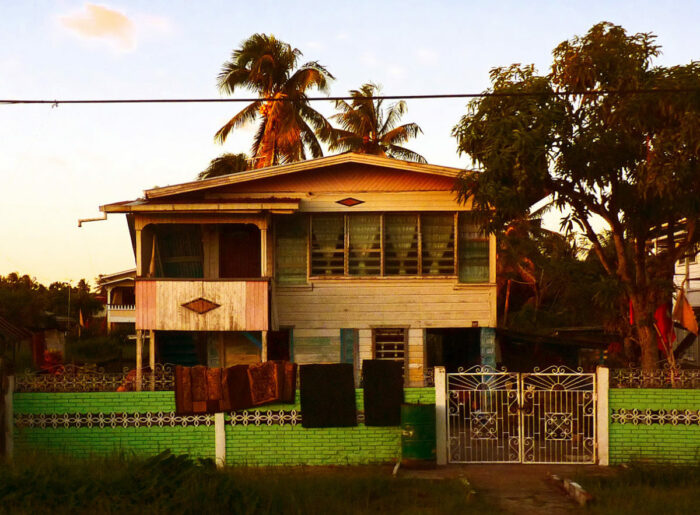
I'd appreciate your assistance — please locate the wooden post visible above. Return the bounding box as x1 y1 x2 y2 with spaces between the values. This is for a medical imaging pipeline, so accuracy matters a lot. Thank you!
4 375 13 461
596 366 609 466
149 330 155 391
261 330 268 362
260 228 268 277
434 366 447 465
215 412 226 469
136 330 143 392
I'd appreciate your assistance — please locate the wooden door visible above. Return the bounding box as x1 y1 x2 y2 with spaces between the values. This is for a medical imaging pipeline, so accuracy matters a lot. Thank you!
219 224 261 278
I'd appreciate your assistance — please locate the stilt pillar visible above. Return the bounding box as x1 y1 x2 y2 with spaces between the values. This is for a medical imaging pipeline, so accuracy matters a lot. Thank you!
136 330 143 391
149 330 155 391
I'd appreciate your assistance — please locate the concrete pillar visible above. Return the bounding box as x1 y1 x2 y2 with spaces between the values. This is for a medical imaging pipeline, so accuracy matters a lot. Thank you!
434 366 447 465
136 330 143 392
480 327 497 368
215 412 226 469
596 366 609 466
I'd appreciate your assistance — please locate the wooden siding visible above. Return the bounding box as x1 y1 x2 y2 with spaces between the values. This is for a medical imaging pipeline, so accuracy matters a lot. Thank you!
217 166 457 194
276 280 496 329
135 279 268 331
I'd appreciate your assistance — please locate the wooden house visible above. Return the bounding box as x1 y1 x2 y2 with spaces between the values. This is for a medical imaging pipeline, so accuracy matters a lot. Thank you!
96 269 136 334
99 154 497 386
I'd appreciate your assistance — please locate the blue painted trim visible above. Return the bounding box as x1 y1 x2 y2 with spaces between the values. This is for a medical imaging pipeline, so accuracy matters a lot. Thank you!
243 331 262 350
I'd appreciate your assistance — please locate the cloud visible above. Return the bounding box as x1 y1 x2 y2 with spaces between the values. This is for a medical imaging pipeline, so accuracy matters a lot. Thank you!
60 3 135 51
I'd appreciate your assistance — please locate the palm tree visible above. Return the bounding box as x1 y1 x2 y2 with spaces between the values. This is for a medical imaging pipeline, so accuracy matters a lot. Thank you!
197 153 250 180
327 83 426 163
215 34 334 168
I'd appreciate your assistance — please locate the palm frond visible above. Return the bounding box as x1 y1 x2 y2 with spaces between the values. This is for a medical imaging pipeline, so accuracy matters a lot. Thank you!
381 123 423 146
386 144 427 163
380 100 408 134
214 101 261 144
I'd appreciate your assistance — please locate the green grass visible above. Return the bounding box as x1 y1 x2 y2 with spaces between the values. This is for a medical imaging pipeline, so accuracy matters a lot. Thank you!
0 452 482 514
580 463 700 515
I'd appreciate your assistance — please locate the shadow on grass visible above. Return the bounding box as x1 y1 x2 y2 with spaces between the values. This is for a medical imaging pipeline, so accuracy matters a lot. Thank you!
578 463 700 515
0 451 486 514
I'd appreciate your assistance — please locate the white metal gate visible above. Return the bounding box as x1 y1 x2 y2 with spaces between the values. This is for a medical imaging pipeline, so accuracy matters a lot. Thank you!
447 366 596 464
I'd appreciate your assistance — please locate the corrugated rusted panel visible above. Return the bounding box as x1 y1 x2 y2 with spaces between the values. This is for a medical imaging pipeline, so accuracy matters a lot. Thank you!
135 280 157 330
216 165 457 194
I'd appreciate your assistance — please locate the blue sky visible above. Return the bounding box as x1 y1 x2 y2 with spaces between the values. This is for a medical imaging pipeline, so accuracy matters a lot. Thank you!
1 1 698 285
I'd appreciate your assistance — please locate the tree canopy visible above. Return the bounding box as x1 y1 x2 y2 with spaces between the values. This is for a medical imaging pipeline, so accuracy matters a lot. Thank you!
453 22 700 370
327 83 426 163
197 153 250 180
215 34 334 168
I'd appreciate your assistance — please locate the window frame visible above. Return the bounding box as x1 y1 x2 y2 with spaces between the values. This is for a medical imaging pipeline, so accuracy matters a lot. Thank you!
371 327 409 383
308 212 462 279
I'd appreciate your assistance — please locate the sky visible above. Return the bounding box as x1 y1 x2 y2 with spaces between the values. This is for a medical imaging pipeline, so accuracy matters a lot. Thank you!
1 0 699 286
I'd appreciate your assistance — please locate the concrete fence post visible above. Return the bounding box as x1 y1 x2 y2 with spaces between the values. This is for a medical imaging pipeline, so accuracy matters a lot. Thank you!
4 375 14 461
596 366 609 466
215 412 226 468
434 366 447 465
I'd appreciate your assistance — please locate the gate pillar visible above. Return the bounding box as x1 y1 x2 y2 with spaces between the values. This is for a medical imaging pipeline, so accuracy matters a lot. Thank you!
596 366 609 466
434 366 447 465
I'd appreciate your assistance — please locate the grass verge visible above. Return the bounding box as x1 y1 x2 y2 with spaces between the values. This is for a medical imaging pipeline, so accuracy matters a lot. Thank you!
0 451 483 514
579 463 700 514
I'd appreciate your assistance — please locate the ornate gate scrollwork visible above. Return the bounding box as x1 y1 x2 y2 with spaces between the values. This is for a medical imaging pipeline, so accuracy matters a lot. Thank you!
446 365 596 464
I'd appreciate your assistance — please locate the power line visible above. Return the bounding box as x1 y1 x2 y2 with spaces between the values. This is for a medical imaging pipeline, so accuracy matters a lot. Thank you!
1 88 699 106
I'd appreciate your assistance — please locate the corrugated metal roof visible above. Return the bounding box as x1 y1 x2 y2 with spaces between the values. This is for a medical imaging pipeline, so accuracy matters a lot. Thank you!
0 316 33 341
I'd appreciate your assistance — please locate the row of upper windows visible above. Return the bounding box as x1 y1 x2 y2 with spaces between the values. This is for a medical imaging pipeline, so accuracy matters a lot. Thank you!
275 212 490 284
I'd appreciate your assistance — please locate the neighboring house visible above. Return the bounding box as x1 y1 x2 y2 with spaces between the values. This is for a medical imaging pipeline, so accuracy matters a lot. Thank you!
96 269 136 335
674 251 700 364
98 153 497 386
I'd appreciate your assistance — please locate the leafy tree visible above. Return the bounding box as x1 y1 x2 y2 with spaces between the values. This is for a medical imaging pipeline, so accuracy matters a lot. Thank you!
327 83 426 162
197 153 250 180
453 22 700 370
215 34 334 168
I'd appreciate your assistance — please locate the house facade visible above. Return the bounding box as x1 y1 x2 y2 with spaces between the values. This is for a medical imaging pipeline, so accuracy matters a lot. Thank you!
99 154 497 386
674 252 700 364
96 269 136 335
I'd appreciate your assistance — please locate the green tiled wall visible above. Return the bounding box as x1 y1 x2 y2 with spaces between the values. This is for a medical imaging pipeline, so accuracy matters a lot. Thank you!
12 388 435 465
609 389 700 465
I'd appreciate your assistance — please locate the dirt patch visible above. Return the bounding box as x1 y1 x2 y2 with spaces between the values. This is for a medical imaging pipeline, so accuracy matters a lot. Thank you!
401 464 615 514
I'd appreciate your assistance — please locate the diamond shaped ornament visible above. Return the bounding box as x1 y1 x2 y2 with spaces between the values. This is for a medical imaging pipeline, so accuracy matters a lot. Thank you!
181 297 220 314
336 197 364 207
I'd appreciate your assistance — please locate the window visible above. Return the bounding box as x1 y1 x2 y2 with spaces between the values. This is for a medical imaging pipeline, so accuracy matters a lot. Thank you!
154 224 203 278
275 215 308 285
384 214 419 275
293 212 491 280
458 214 490 283
348 214 381 276
373 328 407 372
311 214 345 276
420 214 455 275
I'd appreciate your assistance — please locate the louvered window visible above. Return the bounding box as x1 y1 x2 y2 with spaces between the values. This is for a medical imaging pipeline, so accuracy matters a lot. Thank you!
420 214 455 275
311 214 345 276
275 215 308 285
458 213 490 283
306 212 487 279
348 214 381 276
384 214 419 275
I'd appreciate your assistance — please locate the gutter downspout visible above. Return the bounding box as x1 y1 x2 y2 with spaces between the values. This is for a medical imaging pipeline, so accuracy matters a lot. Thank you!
77 212 108 227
